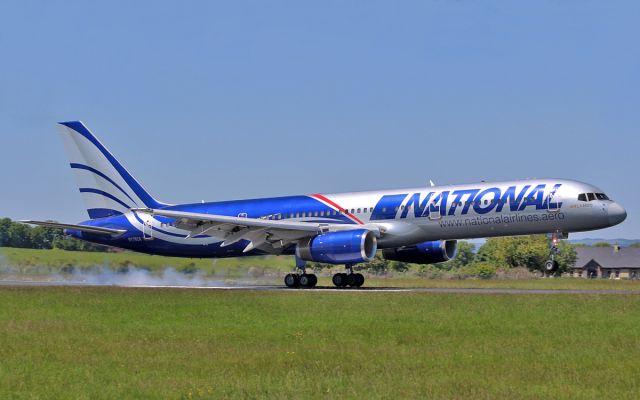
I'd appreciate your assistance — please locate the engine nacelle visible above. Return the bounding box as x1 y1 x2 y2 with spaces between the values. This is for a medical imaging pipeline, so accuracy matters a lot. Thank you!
296 229 377 264
382 240 457 264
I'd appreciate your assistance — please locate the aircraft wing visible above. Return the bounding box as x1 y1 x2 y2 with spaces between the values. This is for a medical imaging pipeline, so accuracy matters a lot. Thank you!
132 208 381 254
19 220 127 236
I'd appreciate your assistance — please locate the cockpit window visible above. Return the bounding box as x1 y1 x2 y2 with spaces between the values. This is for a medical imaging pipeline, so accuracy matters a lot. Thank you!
579 192 611 202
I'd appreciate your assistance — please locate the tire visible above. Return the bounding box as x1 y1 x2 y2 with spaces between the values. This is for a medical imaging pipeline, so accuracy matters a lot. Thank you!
544 260 559 272
332 273 347 287
308 274 318 288
353 273 365 288
346 274 357 287
299 274 312 288
284 273 300 288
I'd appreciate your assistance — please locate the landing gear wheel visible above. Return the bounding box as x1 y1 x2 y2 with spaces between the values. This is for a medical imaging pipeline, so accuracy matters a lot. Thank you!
544 260 559 273
299 274 317 288
332 273 347 288
353 273 365 288
284 273 300 288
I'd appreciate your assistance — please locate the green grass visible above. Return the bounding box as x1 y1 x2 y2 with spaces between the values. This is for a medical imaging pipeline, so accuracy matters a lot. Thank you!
0 287 639 399
359 276 640 291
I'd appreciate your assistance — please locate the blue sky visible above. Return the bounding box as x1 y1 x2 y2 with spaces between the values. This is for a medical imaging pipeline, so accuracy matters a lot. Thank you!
1 1 638 239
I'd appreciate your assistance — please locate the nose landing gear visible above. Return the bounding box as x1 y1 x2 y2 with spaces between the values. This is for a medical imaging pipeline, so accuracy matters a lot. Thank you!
545 231 567 274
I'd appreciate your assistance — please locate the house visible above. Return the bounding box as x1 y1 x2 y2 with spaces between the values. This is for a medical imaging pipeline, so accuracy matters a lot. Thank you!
571 246 640 279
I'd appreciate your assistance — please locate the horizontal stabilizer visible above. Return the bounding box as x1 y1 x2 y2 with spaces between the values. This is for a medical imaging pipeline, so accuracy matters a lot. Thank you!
19 220 126 236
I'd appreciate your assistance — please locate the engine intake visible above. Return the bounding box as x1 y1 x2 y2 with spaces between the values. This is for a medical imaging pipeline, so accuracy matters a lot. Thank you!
296 229 377 264
382 240 457 264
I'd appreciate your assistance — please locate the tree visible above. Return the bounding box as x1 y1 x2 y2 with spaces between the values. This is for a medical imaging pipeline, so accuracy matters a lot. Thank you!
30 225 63 249
450 241 475 268
0 218 11 247
475 237 504 265
363 253 389 275
389 260 409 272
6 223 32 248
474 235 577 273
592 242 612 248
466 262 498 279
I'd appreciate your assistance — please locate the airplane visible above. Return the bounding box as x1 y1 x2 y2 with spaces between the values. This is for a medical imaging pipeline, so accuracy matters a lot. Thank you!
21 121 627 288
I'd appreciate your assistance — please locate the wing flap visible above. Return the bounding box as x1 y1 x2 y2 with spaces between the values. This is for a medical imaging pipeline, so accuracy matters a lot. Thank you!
132 208 324 233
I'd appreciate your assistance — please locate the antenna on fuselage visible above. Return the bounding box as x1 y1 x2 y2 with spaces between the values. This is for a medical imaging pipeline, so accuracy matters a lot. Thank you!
429 180 435 187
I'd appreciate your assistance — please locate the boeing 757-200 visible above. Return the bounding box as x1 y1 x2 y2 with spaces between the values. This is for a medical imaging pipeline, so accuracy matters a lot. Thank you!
22 122 627 288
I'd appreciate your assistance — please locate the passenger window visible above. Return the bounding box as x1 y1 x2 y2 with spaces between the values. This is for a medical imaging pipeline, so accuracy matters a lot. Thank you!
578 194 587 202
370 207 373 212
587 193 596 201
363 208 367 213
357 208 361 213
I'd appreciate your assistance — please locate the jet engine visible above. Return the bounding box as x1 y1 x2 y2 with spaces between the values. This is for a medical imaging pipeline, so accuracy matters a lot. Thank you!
382 240 457 264
296 229 377 264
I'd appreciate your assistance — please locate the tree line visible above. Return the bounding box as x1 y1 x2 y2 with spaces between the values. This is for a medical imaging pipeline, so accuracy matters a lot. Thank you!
0 218 107 251
1 217 578 277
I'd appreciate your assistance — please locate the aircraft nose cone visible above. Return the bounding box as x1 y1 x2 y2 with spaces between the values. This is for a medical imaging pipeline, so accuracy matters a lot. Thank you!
608 203 627 226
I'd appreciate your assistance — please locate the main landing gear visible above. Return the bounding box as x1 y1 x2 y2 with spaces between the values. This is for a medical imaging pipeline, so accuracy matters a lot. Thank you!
332 264 364 288
284 260 365 289
284 272 317 288
284 257 318 288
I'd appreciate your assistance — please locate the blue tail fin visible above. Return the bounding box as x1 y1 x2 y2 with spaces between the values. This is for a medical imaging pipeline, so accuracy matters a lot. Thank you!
57 121 166 219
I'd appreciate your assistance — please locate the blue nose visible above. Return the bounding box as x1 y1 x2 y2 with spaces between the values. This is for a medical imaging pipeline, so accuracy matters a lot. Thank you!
608 203 627 226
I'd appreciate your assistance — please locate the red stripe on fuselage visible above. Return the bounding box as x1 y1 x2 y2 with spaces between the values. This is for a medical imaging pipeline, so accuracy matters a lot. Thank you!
310 193 365 225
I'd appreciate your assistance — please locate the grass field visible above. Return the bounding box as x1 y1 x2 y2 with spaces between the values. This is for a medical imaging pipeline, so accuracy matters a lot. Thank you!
0 286 639 399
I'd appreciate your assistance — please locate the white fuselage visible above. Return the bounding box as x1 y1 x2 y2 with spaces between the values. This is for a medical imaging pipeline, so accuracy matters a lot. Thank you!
310 178 625 248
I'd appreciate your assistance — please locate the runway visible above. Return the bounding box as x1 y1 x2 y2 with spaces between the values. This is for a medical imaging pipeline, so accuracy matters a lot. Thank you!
1 280 639 295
